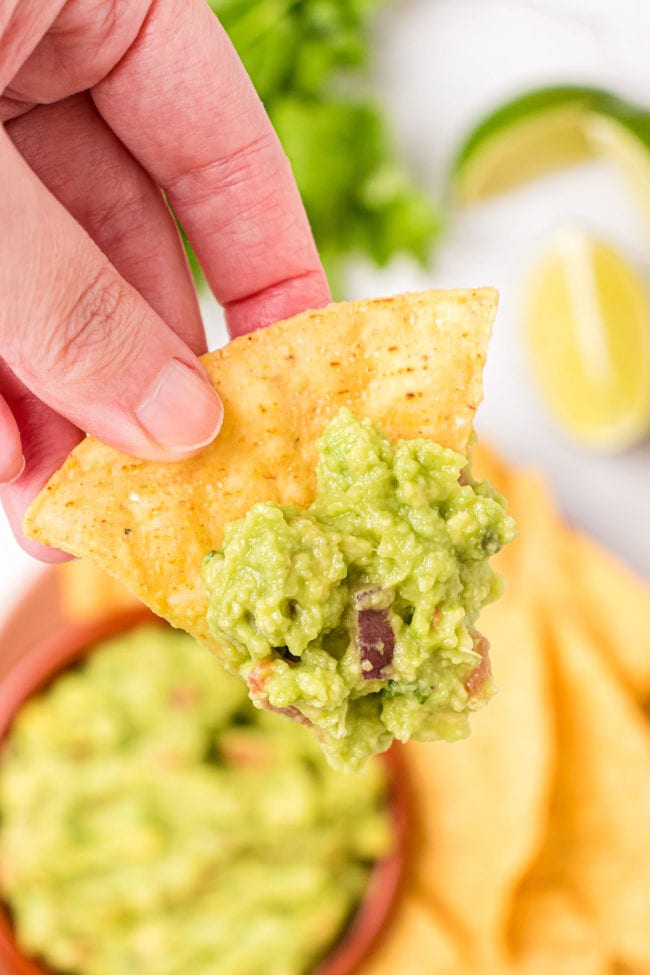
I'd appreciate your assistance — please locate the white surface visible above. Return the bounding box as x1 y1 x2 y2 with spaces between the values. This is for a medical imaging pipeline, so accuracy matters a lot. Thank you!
1 0 649 619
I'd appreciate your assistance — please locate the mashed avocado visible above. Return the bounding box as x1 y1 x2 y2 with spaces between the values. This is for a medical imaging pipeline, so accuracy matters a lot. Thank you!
204 410 515 771
0 625 392 975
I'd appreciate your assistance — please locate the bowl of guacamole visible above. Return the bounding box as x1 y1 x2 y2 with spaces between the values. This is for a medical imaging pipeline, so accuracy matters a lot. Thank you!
0 610 404 975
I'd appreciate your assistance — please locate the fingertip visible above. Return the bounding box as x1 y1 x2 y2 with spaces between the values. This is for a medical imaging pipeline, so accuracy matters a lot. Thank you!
0 393 25 485
19 535 74 565
133 357 223 458
1 486 74 564
0 383 84 564
0 453 26 486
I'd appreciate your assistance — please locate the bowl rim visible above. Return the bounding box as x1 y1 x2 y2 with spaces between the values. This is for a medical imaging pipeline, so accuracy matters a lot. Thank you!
0 608 408 975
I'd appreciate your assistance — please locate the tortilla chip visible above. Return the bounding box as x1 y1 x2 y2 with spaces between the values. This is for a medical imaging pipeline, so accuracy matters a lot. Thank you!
402 591 554 965
562 531 650 702
470 442 517 583
57 559 140 621
471 445 562 595
527 606 650 968
471 441 512 497
24 289 497 651
511 883 608 975
505 470 563 595
356 892 466 975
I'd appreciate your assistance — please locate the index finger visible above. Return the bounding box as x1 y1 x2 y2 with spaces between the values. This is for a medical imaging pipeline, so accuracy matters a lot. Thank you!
92 0 330 337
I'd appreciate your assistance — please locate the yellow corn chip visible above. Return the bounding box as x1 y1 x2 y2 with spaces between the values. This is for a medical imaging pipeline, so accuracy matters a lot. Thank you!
526 606 650 969
402 591 553 965
471 442 517 583
57 559 140 621
471 446 561 595
504 470 562 596
511 883 608 975
562 531 650 702
471 441 512 497
357 892 466 975
24 289 497 651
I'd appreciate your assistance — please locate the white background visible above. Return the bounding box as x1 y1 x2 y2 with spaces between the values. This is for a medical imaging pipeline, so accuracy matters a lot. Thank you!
2 0 650 618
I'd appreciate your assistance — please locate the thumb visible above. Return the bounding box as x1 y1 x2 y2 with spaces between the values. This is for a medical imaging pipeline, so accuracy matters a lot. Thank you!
0 131 222 461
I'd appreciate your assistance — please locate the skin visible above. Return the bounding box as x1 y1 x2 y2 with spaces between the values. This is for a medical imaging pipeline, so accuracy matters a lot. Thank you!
0 0 331 560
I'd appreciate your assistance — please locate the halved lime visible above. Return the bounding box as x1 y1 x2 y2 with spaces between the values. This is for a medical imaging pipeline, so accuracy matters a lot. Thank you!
453 86 613 204
525 232 650 451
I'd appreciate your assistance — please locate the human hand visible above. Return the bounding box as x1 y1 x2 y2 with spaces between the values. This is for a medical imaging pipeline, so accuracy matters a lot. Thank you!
0 0 330 561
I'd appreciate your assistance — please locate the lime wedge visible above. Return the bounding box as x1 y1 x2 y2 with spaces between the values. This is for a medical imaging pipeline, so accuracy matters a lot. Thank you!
525 232 650 451
453 86 611 204
586 108 650 234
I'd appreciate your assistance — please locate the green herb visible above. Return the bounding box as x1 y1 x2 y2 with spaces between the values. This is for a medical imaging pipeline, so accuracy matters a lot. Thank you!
385 680 428 704
186 0 440 293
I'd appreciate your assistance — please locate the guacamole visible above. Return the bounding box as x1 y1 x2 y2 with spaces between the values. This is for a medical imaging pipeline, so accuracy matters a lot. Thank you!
204 410 516 771
0 625 392 975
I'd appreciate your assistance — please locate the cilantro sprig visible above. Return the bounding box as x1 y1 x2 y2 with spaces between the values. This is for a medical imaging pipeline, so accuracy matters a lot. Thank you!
187 0 440 293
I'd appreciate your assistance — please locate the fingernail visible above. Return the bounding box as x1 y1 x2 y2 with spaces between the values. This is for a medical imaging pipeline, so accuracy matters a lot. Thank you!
3 454 26 485
135 359 223 453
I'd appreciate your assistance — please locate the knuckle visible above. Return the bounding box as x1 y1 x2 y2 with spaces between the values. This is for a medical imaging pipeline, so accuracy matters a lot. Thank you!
216 131 284 192
167 130 283 209
50 266 133 378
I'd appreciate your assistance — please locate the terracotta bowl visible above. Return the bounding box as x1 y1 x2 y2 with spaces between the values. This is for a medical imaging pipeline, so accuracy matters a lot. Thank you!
0 608 408 975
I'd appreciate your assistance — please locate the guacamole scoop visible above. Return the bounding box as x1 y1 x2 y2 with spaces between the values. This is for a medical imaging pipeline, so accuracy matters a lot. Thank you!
0 625 393 975
204 410 515 771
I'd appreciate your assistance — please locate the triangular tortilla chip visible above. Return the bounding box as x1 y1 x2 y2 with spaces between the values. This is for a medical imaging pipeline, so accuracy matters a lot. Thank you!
562 530 650 702
471 441 512 498
24 288 497 651
356 892 466 975
511 883 608 975
402 592 554 966
524 606 650 968
57 560 140 621
472 446 563 597
502 470 563 598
